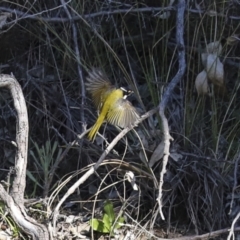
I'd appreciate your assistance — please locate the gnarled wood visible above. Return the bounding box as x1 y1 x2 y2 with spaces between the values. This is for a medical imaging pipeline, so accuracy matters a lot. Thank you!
0 74 49 239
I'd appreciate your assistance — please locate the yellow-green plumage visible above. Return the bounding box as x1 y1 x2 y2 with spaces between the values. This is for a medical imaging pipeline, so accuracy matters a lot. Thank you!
86 69 139 141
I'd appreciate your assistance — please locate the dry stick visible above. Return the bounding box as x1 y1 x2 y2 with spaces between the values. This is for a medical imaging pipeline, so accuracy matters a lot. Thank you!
0 74 49 240
2 5 240 23
0 6 174 23
167 227 240 240
126 213 237 240
157 0 186 220
51 108 158 231
227 212 240 240
227 152 240 240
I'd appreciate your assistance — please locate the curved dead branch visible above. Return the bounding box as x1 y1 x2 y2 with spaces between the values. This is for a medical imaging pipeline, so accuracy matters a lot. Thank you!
0 74 49 239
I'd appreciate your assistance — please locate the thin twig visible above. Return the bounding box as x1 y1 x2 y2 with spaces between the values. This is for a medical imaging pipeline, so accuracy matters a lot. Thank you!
227 212 240 240
157 0 186 220
169 226 240 240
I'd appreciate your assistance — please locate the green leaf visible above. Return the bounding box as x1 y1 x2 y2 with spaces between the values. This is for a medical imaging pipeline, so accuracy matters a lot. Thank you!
114 217 125 230
90 219 111 233
103 200 115 224
102 213 111 231
90 219 103 232
51 141 58 157
33 203 43 209
26 170 43 188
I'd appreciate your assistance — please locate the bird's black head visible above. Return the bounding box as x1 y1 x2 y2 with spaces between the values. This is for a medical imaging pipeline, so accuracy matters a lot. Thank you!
120 87 133 99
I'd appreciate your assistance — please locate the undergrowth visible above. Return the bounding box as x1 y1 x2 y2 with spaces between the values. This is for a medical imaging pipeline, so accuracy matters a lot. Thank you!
0 0 240 238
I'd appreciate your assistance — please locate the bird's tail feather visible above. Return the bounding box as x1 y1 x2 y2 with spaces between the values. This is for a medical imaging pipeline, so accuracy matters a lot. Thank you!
88 115 104 141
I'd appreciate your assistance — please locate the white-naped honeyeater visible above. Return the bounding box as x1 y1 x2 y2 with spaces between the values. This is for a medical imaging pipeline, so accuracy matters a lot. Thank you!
86 69 140 141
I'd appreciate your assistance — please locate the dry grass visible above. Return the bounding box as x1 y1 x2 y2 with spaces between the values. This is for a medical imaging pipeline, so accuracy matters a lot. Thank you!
0 0 240 238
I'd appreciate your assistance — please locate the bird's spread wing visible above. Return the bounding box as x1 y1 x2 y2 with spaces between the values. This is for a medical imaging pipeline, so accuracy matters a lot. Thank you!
86 69 114 110
106 98 140 128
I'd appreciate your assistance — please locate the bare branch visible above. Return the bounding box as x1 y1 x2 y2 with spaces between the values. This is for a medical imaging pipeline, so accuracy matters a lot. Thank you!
1 5 240 25
0 74 49 239
0 74 28 201
0 6 173 23
0 185 48 239
168 226 240 240
157 0 186 220
227 212 240 240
